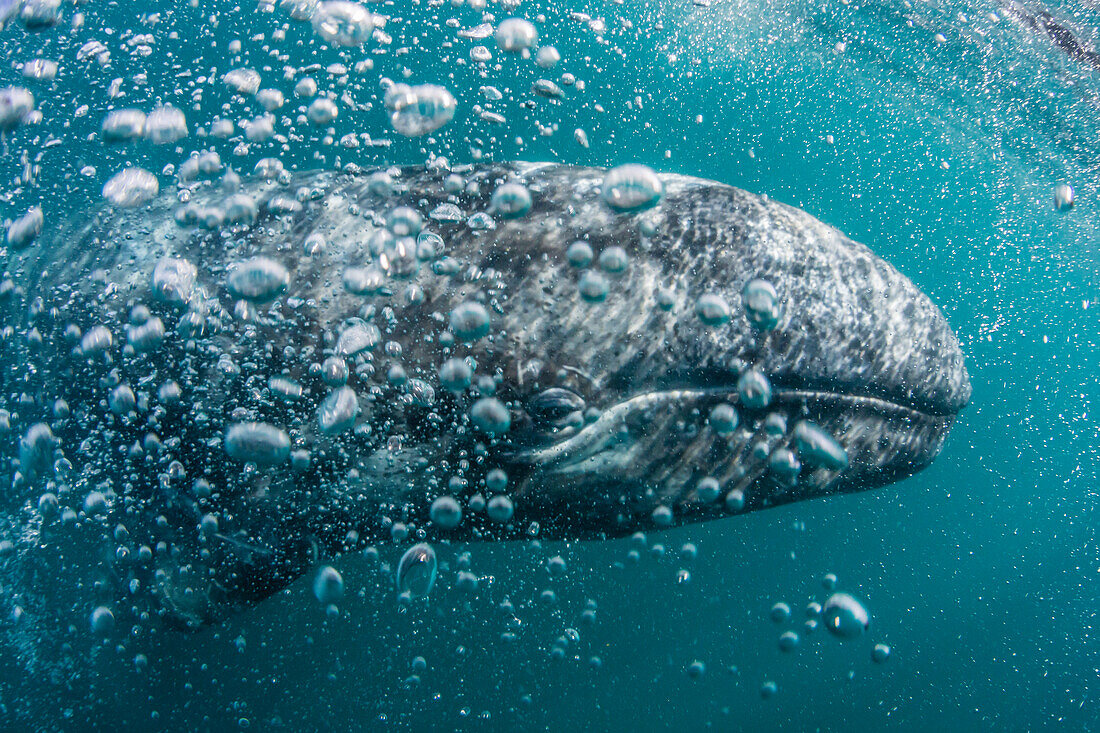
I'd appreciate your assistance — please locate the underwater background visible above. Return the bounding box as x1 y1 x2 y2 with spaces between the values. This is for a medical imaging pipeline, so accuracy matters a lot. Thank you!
0 0 1097 729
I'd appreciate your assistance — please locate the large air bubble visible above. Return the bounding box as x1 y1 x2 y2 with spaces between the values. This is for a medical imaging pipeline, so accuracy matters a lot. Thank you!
224 423 291 465
396 543 438 598
601 165 663 211
317 386 360 435
822 592 870 639
226 257 290 301
311 1 377 46
386 84 456 137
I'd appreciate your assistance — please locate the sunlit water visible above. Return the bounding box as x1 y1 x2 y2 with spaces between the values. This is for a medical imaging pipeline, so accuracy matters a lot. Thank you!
0 0 1097 730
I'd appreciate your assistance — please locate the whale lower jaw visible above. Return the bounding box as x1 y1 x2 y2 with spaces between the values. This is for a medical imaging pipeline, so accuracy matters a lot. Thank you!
503 385 956 538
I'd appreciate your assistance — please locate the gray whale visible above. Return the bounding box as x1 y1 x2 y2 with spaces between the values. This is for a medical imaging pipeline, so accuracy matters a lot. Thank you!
0 162 969 636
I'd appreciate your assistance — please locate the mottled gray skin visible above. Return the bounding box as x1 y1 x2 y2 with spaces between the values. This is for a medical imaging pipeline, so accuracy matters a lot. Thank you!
0 163 969 654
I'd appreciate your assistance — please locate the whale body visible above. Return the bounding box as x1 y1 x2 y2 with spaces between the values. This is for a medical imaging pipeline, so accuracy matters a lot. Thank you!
0 162 969 637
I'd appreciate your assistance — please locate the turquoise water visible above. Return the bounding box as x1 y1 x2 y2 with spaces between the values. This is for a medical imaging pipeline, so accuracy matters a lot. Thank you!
0 0 1097 729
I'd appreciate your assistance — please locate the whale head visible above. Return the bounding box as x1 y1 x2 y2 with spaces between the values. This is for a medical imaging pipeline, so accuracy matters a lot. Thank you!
447 164 971 535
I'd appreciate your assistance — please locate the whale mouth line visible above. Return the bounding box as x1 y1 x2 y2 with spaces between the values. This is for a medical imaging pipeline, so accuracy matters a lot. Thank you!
506 383 952 469
769 387 951 421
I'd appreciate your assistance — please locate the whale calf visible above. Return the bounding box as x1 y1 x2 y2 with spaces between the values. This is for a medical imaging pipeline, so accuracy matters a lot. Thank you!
0 162 969 637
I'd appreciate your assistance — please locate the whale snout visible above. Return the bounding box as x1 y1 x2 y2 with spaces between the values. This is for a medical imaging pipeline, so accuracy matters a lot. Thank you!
703 201 971 421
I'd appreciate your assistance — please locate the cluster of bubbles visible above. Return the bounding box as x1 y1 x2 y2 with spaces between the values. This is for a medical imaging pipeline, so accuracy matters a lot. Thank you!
765 575 888 668
668 576 888 699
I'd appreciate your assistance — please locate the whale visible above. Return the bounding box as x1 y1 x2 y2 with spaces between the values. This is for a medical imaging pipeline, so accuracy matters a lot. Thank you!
0 162 970 643
1004 3 1100 70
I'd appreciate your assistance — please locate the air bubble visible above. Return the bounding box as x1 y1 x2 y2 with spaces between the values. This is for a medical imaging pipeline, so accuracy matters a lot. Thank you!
490 182 532 219
695 293 731 326
226 257 290 302
742 279 782 330
737 369 772 410
823 592 870 638
313 566 344 604
486 495 514 522
101 168 159 211
601 165 663 211
396 543 438 598
495 18 538 52
311 1 377 46
386 84 456 137
224 423 290 465
430 496 463 529
450 301 491 342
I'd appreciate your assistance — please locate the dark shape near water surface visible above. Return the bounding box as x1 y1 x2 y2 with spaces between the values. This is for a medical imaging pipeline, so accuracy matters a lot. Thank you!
1005 3 1100 70
0 163 970 634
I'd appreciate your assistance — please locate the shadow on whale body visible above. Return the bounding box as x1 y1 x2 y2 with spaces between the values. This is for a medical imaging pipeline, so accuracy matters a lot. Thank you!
0 162 970 633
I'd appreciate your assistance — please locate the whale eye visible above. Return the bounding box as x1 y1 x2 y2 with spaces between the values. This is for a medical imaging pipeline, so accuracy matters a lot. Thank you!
526 388 586 428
